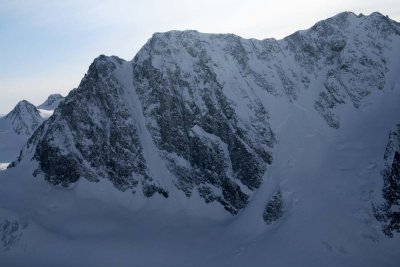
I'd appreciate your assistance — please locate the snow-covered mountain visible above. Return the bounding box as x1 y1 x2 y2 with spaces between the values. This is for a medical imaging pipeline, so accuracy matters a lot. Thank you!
3 100 43 136
1 11 400 266
37 93 64 111
0 100 44 167
0 94 64 169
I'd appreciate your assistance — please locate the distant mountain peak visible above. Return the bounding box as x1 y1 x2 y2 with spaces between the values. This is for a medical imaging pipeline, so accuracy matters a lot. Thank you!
37 93 64 110
47 93 63 100
6 100 39 118
5 100 43 135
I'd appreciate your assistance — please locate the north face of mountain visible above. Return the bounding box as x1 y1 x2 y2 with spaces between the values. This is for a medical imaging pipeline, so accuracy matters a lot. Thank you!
12 12 400 214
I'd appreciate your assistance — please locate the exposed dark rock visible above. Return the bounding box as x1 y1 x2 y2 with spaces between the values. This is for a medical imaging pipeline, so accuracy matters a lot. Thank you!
375 125 400 237
263 190 284 224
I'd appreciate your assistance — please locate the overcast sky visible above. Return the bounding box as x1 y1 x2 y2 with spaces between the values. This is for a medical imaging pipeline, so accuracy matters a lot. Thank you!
1 0 399 113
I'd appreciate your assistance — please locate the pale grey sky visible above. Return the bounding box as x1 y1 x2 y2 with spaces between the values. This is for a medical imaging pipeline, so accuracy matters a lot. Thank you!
1 0 399 113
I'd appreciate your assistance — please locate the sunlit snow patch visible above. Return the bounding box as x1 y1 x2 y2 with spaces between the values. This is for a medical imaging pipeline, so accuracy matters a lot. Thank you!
38 109 54 119
0 163 9 171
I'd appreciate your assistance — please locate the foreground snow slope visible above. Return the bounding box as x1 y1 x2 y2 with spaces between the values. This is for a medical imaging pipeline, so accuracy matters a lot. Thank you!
0 11 400 266
1 84 400 266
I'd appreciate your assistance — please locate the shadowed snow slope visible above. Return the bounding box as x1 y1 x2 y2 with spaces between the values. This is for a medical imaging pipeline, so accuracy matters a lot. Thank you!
1 11 400 266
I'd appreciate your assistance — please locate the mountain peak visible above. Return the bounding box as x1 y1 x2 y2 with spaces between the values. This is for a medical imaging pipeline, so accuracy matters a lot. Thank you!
328 11 389 21
47 93 63 100
7 100 38 117
37 93 64 110
151 30 201 39
5 100 43 135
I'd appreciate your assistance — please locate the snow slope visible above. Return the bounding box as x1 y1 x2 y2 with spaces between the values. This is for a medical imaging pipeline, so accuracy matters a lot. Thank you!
0 11 400 266
1 88 400 266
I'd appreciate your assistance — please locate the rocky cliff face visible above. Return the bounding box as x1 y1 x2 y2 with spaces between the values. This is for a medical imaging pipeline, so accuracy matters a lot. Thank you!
285 12 398 128
375 124 400 237
12 12 400 215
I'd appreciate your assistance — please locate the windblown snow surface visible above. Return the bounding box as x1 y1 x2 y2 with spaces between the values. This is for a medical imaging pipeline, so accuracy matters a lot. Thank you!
1 12 400 266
